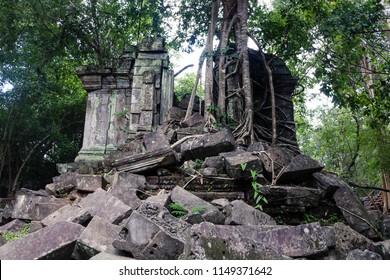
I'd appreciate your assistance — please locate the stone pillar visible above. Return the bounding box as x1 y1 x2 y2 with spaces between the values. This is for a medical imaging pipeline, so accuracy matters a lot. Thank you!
75 38 174 162
75 52 135 162
129 38 172 137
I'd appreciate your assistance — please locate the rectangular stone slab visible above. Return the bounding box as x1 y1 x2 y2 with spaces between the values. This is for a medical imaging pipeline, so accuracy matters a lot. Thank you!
78 188 132 225
12 192 69 221
143 132 170 152
222 151 263 179
113 202 190 260
170 186 225 224
0 221 84 260
41 205 92 227
180 129 236 161
76 174 104 192
108 173 145 210
260 185 323 207
235 222 329 257
112 147 177 173
182 222 287 260
276 154 324 184
72 216 123 259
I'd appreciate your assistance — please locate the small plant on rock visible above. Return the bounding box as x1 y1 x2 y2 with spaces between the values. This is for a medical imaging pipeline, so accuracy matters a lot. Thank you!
169 202 188 218
0 223 31 242
241 163 268 211
169 203 206 218
250 170 268 211
191 205 206 215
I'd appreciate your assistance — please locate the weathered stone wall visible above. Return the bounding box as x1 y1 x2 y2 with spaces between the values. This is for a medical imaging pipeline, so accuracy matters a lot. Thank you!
75 38 173 162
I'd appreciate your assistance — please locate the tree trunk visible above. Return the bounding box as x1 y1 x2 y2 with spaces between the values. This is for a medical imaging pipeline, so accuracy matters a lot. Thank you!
10 134 51 195
217 17 230 121
232 0 254 145
346 113 361 175
204 0 220 121
382 170 390 214
185 49 206 120
217 7 238 122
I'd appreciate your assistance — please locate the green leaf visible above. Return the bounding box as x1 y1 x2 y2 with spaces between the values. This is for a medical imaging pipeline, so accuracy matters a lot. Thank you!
169 202 188 218
191 205 206 215
250 170 257 179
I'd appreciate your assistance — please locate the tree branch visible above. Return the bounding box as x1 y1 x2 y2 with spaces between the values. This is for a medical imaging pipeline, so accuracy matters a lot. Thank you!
174 64 194 78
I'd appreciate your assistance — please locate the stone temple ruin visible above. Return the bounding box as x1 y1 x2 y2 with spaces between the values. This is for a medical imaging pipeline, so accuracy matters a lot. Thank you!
1 38 390 260
76 38 174 162
75 38 300 162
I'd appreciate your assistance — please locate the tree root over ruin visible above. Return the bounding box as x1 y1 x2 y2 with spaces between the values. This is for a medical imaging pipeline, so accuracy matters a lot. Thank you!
233 109 254 146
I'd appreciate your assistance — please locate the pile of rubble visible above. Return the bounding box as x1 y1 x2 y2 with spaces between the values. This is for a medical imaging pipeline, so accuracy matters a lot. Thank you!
0 127 389 260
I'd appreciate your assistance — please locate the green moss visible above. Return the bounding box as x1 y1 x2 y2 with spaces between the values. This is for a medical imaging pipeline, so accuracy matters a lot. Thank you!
0 223 31 242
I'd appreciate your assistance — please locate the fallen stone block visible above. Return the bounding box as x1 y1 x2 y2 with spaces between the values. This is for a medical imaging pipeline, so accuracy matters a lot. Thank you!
306 171 347 199
199 167 217 177
325 223 378 259
72 216 123 260
41 205 92 227
333 185 377 238
0 221 84 259
181 222 288 260
201 156 225 171
176 127 205 141
181 129 236 161
112 146 177 173
0 219 27 233
113 202 190 260
168 106 186 120
260 147 323 184
259 147 295 177
222 151 262 179
52 171 78 185
76 174 105 192
211 198 230 209
143 132 170 152
181 113 205 128
12 191 50 220
46 172 77 197
108 172 145 210
146 192 170 207
170 186 225 224
1 203 13 224
234 222 329 258
89 252 134 260
45 183 75 198
276 154 324 184
12 190 70 221
78 188 132 225
260 185 322 208
346 249 382 260
29 221 43 233
224 200 276 226
34 200 71 221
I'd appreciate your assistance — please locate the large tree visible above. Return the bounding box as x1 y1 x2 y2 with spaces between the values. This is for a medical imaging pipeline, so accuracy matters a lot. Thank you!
175 0 389 210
